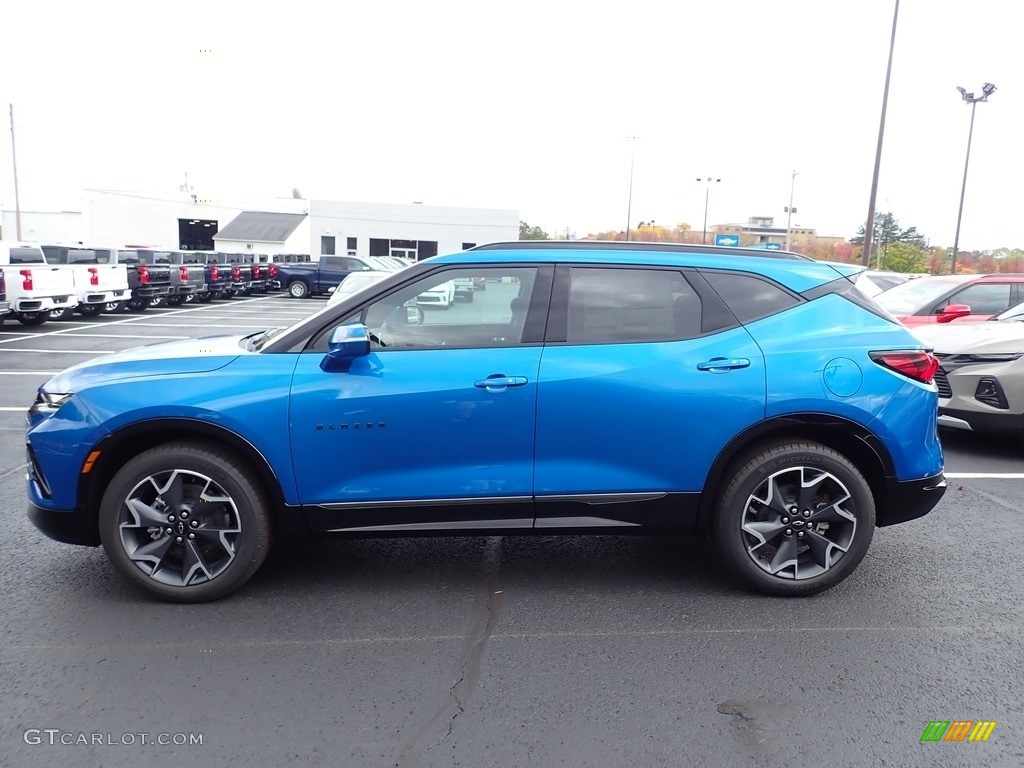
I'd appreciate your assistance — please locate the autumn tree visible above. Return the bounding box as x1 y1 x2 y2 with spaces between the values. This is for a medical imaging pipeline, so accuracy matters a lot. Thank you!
519 221 550 240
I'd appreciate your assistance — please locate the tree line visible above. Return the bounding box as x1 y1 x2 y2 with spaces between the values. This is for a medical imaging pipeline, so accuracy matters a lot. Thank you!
518 216 1024 275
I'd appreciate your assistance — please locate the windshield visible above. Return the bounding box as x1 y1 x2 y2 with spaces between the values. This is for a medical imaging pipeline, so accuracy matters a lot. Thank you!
874 279 963 315
994 300 1024 322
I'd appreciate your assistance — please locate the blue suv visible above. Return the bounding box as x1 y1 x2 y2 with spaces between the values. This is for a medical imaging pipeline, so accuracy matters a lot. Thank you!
26 242 946 602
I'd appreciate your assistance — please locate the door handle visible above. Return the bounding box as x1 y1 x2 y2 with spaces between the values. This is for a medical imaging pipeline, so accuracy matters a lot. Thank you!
474 375 528 390
697 357 750 372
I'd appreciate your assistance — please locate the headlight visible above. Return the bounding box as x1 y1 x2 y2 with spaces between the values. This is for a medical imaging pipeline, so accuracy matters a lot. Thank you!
30 390 74 415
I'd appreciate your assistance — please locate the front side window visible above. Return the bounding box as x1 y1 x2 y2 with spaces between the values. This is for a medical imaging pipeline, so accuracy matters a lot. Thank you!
941 283 1013 315
566 267 701 343
326 267 538 351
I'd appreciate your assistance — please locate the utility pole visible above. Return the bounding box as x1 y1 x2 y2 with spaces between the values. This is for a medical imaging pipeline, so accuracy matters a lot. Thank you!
624 137 642 241
10 104 23 241
861 0 900 267
784 170 799 251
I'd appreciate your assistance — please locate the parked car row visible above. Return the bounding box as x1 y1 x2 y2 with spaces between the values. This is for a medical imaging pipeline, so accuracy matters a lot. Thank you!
0 242 291 327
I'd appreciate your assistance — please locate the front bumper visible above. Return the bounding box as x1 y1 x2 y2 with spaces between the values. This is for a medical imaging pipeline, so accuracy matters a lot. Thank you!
27 501 99 546
878 472 947 527
937 406 1024 434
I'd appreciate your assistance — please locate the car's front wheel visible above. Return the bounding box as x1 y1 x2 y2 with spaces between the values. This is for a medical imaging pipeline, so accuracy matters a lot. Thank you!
98 443 272 602
713 440 875 596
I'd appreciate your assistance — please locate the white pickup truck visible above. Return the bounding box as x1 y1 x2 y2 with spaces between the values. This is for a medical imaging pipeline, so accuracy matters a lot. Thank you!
0 242 77 326
41 245 131 318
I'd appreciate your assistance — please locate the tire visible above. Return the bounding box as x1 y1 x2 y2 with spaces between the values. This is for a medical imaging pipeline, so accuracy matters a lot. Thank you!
197 292 212 303
288 280 309 299
16 311 48 327
103 301 127 314
98 442 272 603
166 295 184 307
49 307 76 321
712 440 875 597
126 297 150 312
77 303 103 317
149 296 165 308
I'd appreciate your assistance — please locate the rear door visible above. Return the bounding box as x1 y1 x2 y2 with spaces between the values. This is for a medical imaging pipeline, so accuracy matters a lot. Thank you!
533 265 765 529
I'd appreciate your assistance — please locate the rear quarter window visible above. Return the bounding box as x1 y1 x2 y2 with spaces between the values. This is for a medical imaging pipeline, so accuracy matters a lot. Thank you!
700 270 802 323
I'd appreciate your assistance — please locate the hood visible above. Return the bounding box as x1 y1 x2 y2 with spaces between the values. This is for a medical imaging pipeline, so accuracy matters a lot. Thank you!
911 321 1024 354
43 333 250 392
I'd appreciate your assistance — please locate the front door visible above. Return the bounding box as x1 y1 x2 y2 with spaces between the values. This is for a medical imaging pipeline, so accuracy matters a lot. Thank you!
289 265 550 533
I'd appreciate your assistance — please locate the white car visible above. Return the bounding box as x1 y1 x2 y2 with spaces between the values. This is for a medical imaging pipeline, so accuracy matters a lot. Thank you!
326 270 394 308
855 270 910 299
416 280 456 309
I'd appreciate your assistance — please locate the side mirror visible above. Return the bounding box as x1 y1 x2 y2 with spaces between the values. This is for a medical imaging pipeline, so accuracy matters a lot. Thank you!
937 304 972 323
321 324 370 371
406 305 424 325
327 286 336 294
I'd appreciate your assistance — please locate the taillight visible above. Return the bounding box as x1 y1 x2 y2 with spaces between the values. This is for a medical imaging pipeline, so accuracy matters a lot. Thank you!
179 265 189 282
269 264 278 278
138 265 150 285
870 351 940 384
20 269 33 291
88 267 99 286
210 264 219 280
252 264 262 278
232 265 241 280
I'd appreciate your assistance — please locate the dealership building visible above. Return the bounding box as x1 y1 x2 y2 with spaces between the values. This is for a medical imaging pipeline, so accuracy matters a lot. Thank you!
1 189 520 261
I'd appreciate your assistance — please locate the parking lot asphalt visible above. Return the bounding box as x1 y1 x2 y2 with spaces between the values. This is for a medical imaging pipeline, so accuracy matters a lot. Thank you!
2 295 1023 768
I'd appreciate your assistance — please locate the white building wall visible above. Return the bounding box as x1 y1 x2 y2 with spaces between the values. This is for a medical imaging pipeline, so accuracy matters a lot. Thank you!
81 190 308 248
1 210 84 244
309 200 518 261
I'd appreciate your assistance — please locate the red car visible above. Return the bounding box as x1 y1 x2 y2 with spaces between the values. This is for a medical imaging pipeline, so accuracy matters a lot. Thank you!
874 273 1024 327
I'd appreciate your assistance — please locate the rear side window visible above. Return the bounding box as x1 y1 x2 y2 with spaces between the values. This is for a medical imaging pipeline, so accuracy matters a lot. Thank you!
566 267 702 343
701 270 801 323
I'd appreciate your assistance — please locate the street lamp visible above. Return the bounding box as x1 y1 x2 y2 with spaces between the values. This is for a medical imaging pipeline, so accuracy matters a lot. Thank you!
697 177 721 244
784 169 799 251
950 82 996 274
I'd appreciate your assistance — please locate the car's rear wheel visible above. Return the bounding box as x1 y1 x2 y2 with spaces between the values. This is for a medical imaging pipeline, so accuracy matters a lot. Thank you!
16 311 48 326
126 297 150 312
49 307 76 321
104 301 127 314
713 441 875 596
288 280 309 298
98 443 272 602
77 303 102 317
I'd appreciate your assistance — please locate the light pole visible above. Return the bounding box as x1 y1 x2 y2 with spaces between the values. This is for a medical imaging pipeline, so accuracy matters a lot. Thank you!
861 0 901 267
784 170 799 251
950 82 996 275
697 177 721 244
624 136 642 241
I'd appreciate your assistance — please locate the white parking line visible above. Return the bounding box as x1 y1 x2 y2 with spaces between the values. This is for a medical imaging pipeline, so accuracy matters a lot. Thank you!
0 371 59 375
98 322 270 329
945 473 1024 479
0 407 28 412
1 349 113 354
53 333 188 340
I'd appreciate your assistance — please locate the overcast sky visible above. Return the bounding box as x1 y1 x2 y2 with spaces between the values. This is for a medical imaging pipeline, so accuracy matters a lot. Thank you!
1 0 1020 249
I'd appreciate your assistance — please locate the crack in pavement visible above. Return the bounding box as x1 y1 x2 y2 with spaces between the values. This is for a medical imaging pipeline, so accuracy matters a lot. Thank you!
391 536 505 767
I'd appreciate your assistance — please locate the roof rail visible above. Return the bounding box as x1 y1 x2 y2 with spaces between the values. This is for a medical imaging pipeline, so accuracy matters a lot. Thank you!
469 240 813 261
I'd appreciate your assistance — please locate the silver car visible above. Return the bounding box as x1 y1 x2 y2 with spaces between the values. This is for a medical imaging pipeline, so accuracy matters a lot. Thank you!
912 300 1024 435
